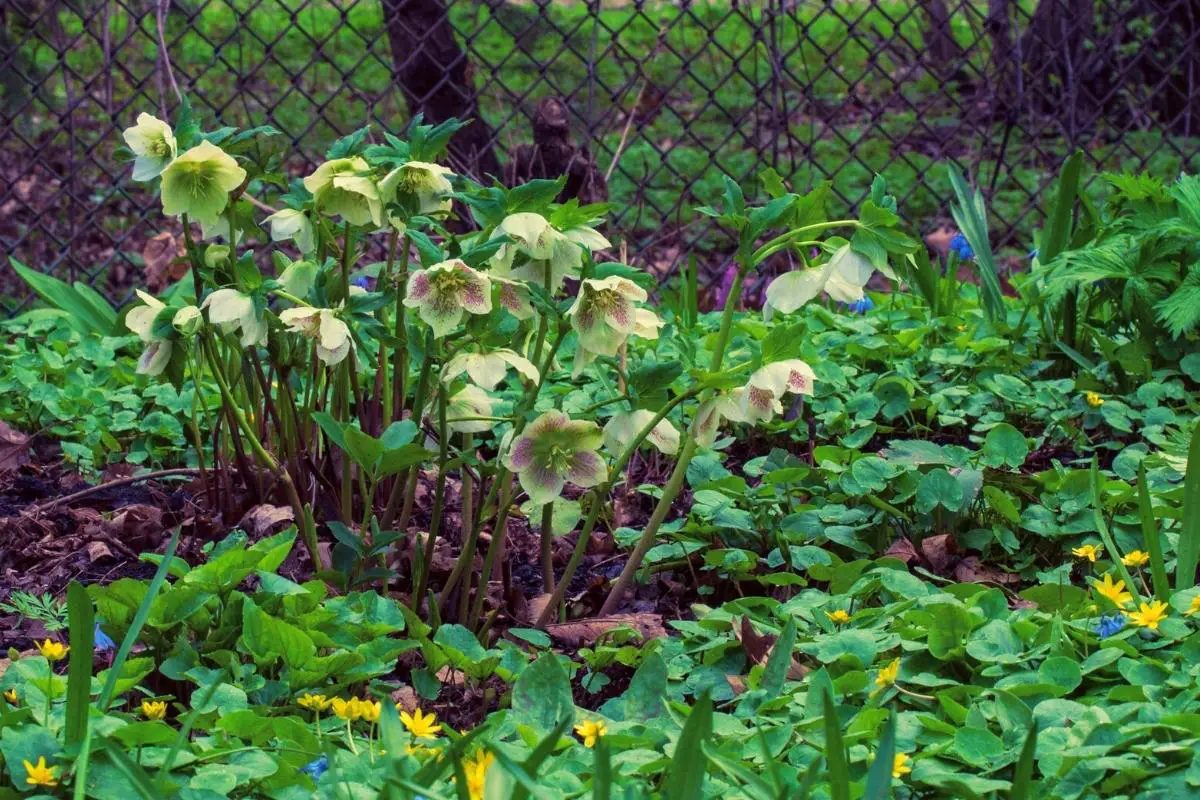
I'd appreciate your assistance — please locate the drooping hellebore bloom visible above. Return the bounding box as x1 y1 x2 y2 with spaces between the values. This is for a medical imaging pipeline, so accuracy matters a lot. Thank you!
443 349 539 390
492 276 536 320
125 290 174 376
123 112 177 181
441 385 495 435
173 305 202 337
690 391 746 449
278 306 353 365
490 212 610 294
567 276 648 357
379 160 454 217
303 157 381 228
738 358 817 424
159 140 246 224
602 409 680 456
764 244 894 319
201 288 267 347
502 410 607 506
263 208 316 254
403 259 492 338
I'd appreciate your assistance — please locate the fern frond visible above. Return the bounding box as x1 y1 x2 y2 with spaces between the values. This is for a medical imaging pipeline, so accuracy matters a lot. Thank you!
1155 267 1200 338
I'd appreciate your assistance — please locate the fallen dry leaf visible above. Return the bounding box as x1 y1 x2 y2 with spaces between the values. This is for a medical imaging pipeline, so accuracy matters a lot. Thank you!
884 537 920 564
924 225 958 257
391 686 419 712
142 231 187 292
85 541 113 562
734 617 808 680
920 533 958 573
0 421 30 472
544 612 667 648
239 504 295 537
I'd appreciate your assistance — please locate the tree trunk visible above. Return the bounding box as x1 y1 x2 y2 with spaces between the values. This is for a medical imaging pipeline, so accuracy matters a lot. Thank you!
1019 0 1104 138
379 0 501 180
920 0 963 71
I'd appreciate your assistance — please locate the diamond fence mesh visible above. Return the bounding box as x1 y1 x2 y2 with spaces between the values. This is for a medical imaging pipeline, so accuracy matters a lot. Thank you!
2 0 1199 314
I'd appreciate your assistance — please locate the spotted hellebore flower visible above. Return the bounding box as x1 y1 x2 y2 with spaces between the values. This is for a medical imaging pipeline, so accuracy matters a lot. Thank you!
690 392 746 448
380 160 454 217
202 288 267 347
602 410 680 456
738 359 817 424
160 141 246 224
303 157 381 228
279 306 353 366
503 410 607 506
443 349 538 390
264 208 316 254
123 112 177 181
404 259 492 338
492 276 535 320
567 276 647 357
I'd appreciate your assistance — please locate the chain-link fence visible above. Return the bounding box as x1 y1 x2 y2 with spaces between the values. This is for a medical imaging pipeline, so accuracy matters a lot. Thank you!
3 0 1199 313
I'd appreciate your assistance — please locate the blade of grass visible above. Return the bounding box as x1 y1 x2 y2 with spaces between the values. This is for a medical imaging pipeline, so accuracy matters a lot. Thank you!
822 688 849 800
98 528 180 711
1008 722 1039 799
863 711 896 800
1090 458 1140 600
64 581 94 747
946 167 1005 324
511 716 571 800
94 737 162 798
156 678 222 781
1137 461 1170 599
1177 421 1200 590
593 736 612 800
1041 152 1082 262
762 619 796 699
667 692 713 800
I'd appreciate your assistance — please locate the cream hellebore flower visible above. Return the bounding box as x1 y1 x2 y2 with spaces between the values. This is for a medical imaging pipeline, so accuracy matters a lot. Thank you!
264 208 316 254
303 157 381 228
441 385 495 435
379 161 454 217
492 276 535 320
738 359 817 424
602 410 680 456
160 141 246 224
403 259 492 338
277 260 319 299
173 305 202 337
278 307 353 365
690 392 746 448
502 410 607 506
764 244 895 318
123 113 177 181
489 212 610 294
443 349 539 390
567 276 647 358
201 288 267 347
125 290 173 376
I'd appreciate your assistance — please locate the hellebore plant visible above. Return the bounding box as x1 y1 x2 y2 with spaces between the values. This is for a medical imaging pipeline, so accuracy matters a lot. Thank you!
119 100 915 631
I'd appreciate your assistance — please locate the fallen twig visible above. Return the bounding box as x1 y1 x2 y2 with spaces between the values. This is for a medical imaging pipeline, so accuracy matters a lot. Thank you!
25 468 203 513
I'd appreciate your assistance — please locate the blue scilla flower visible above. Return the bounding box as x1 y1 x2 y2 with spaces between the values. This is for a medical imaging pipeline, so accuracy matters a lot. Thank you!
1027 248 1038 261
845 297 874 314
300 755 329 780
949 233 974 260
1093 613 1126 638
94 624 116 652
352 276 372 290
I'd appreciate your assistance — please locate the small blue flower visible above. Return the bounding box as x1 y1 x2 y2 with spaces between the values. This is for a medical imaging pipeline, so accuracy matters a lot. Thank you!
352 276 372 290
1027 248 1039 261
300 755 328 780
94 624 116 652
845 297 874 314
949 233 974 260
1093 613 1126 637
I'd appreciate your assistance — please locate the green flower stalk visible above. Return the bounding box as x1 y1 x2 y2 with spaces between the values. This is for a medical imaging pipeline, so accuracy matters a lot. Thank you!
264 208 316 254
403 259 493 338
279 307 353 365
502 410 607 506
122 112 177 181
160 141 246 223
380 160 454 217
303 157 381 227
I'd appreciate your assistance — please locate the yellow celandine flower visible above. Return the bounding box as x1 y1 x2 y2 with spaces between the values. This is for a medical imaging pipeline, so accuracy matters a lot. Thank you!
574 718 608 748
892 753 912 779
399 707 442 740
3 689 17 704
331 697 364 721
463 750 495 800
360 700 381 723
1085 391 1105 408
1072 544 1102 562
1127 600 1170 630
1185 596 1200 617
298 693 332 711
1121 550 1150 568
875 657 900 689
36 639 68 662
141 700 167 720
23 757 57 787
1093 573 1133 607
826 610 851 624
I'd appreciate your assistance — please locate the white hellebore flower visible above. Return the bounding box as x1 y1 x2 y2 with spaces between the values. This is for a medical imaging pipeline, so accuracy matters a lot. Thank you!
303 157 382 228
603 410 680 456
125 289 173 376
264 208 316 254
201 288 267 347
441 385 495 435
278 307 353 365
403 259 492 338
122 113 177 181
443 349 539 390
738 359 817 424
380 161 454 218
172 305 202 337
489 212 610 294
764 244 895 319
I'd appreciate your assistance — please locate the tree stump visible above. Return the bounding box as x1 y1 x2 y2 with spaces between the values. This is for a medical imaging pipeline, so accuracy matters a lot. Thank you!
507 97 607 205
